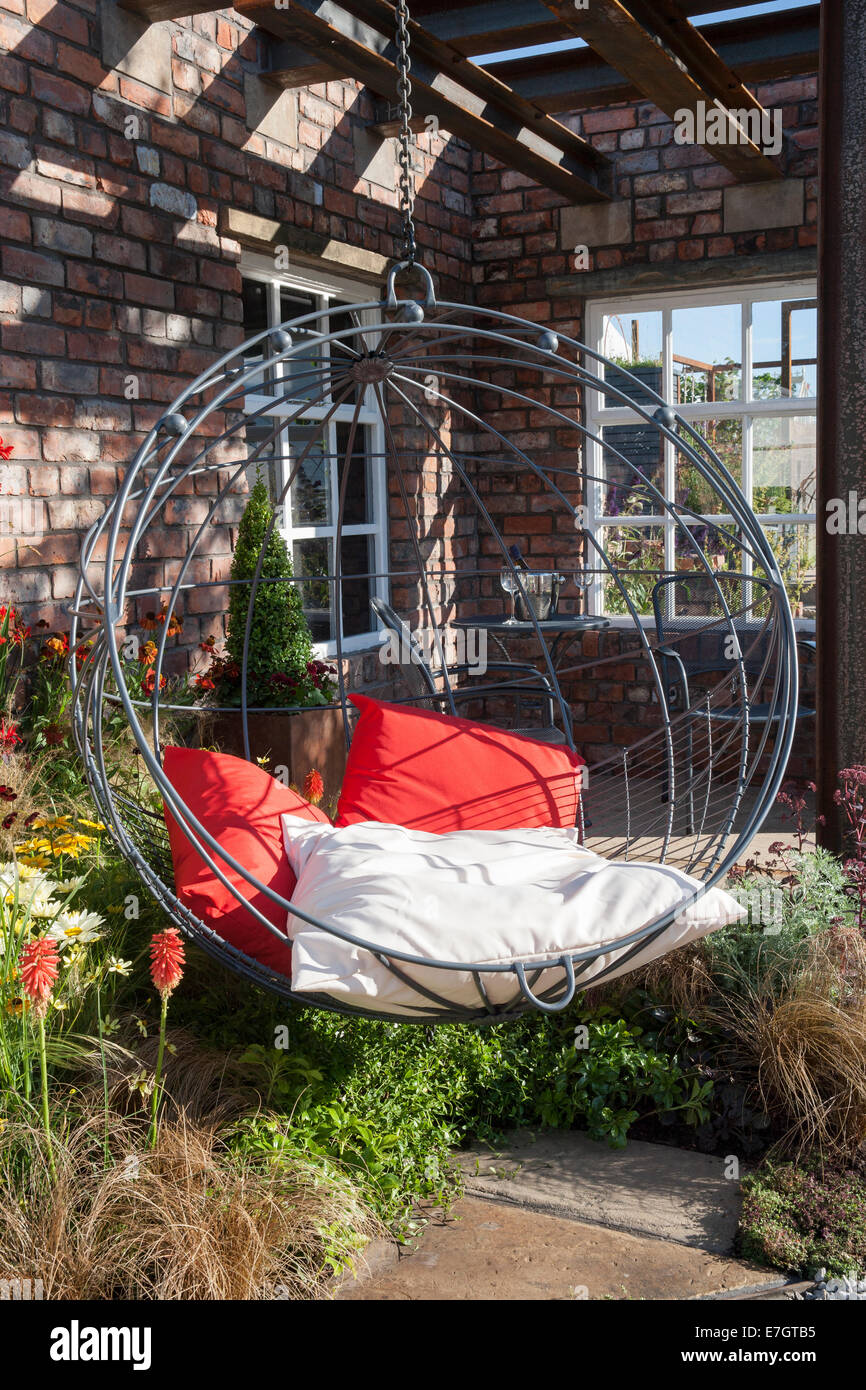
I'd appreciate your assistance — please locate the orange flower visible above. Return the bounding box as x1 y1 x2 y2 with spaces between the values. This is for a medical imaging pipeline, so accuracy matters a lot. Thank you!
149 928 185 997
19 937 60 1016
42 634 69 661
303 769 325 806
142 668 166 696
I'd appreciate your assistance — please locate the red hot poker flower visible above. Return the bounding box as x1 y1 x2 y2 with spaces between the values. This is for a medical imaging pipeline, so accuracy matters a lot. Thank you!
19 937 60 1016
303 769 325 806
149 928 185 997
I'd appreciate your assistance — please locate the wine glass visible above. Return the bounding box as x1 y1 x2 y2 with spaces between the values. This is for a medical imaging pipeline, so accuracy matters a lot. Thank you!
573 568 588 615
500 566 519 624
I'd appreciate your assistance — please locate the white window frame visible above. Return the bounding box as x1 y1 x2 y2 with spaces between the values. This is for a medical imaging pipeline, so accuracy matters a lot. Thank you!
584 279 817 621
240 253 388 656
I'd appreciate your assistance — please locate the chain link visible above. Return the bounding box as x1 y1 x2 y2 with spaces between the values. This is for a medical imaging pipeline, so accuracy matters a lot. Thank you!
395 0 417 267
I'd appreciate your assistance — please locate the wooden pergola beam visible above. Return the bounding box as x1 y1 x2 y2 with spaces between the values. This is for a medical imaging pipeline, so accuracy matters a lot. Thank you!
408 0 565 56
493 8 819 112
626 0 778 113
237 0 613 203
265 40 353 89
542 0 783 181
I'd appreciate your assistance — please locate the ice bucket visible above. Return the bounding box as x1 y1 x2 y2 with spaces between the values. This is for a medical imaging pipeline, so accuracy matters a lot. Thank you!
514 571 564 621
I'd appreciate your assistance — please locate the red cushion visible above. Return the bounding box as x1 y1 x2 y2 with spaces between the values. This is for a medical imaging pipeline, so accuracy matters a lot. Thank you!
336 695 584 833
162 746 329 976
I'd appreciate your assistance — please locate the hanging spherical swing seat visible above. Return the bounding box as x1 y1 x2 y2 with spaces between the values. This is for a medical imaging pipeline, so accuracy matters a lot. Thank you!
69 263 800 1024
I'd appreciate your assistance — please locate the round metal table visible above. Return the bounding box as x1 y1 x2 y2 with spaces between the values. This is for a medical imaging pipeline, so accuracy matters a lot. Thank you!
452 613 610 668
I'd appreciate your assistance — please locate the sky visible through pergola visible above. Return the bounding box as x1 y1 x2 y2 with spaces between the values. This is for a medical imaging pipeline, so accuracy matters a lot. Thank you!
477 0 818 66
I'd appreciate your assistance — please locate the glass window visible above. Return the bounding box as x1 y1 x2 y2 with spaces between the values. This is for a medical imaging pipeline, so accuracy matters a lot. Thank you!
587 282 817 620
241 268 387 652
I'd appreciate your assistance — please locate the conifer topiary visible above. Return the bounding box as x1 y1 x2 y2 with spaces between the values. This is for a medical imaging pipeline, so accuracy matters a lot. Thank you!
225 480 314 701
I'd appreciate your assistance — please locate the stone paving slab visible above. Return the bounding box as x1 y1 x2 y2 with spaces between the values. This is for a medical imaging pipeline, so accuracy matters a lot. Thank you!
337 1198 770 1302
454 1131 742 1253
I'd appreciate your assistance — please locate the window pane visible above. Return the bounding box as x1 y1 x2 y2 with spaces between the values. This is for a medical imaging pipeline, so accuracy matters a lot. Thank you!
240 278 276 394
677 418 742 514
752 416 816 514
763 522 816 617
667 566 746 622
340 534 375 638
673 303 741 402
602 422 664 516
603 525 664 615
241 279 268 341
752 297 817 399
336 421 373 525
600 310 663 406
675 525 743 579
292 538 332 643
285 423 332 526
278 289 322 401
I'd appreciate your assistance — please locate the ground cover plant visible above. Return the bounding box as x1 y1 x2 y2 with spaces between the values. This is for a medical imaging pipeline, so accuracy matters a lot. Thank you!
739 1160 866 1278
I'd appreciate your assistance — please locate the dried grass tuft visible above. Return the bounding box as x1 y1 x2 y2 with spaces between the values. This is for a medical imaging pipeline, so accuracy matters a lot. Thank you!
704 928 866 1159
0 1109 382 1300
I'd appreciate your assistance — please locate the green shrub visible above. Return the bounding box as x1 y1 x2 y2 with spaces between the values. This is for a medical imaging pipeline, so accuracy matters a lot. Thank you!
226 480 315 702
705 849 852 996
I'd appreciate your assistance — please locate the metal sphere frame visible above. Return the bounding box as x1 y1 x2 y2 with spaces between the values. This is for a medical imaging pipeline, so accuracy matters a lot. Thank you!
70 267 799 1024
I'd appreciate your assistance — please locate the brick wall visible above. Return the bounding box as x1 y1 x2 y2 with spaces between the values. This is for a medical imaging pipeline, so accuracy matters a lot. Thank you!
0 0 471 645
0 4 818 776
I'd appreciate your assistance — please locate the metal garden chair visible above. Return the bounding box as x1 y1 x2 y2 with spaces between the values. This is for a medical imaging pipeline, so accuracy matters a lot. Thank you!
370 594 572 745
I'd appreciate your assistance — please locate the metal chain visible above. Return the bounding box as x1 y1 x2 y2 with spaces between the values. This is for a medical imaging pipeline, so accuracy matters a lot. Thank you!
395 0 417 266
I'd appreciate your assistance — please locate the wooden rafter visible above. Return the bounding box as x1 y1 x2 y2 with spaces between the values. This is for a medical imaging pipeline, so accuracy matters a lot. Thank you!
542 0 783 181
265 40 352 89
492 7 819 112
237 0 613 203
626 0 781 111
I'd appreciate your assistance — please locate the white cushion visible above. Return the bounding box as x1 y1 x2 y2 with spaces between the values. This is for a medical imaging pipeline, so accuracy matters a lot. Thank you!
281 818 744 1017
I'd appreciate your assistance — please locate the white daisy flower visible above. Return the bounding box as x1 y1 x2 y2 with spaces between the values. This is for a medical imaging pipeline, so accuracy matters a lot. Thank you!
29 896 63 919
55 876 87 896
48 909 105 947
106 956 133 977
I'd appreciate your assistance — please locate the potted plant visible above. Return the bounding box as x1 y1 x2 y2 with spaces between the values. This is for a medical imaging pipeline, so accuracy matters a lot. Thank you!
198 481 348 795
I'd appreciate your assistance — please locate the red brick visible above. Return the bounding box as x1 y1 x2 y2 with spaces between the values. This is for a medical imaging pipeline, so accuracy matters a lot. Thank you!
0 357 36 390
66 261 123 298
0 206 30 243
2 321 65 355
61 186 118 225
678 239 705 261
118 77 171 118
55 42 108 87
0 13 54 66
0 54 28 96
14 394 75 427
25 0 88 46
30 70 90 117
66 330 120 363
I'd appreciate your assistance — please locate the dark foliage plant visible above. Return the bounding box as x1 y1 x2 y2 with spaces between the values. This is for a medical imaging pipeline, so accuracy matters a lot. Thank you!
739 1161 866 1277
